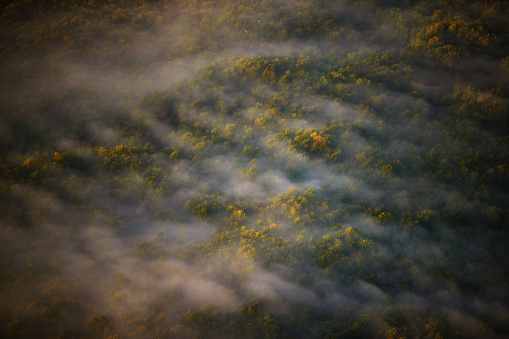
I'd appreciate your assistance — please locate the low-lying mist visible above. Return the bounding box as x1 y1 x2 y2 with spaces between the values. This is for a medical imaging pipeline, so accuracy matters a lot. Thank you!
1 0 508 338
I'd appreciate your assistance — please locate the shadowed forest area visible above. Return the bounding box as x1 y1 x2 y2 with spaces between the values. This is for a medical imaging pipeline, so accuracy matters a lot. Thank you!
1 0 509 338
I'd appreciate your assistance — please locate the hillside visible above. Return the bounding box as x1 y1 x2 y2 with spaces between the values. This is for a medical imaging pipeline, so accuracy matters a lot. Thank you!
1 0 508 338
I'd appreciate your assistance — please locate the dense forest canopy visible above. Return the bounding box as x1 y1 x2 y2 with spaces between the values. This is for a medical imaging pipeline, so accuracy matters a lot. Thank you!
0 0 508 338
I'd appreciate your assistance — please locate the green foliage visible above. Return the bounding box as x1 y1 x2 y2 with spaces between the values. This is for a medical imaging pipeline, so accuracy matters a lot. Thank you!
1 0 509 338
184 193 226 218
445 84 508 129
135 234 168 259
292 129 340 161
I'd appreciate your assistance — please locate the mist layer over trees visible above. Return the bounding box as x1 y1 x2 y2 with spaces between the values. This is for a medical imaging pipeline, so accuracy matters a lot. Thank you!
1 0 508 338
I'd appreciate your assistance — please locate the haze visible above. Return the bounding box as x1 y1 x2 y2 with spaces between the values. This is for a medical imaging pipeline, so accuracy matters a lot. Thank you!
0 0 508 338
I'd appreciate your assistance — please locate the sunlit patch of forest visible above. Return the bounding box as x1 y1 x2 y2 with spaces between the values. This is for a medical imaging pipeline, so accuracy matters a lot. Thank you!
0 0 508 338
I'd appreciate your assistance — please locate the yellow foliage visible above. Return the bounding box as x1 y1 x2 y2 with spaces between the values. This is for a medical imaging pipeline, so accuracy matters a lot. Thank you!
376 212 390 223
381 164 393 174
345 226 358 235
232 210 246 219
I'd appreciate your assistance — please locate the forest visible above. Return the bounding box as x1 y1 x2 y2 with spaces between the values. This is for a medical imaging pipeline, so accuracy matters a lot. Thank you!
0 0 508 338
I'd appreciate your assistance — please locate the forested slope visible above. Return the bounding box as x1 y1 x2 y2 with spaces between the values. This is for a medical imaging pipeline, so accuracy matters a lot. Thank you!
0 0 508 338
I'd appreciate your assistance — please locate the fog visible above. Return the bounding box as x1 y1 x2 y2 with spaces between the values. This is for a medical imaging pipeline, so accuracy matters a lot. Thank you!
1 0 508 338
